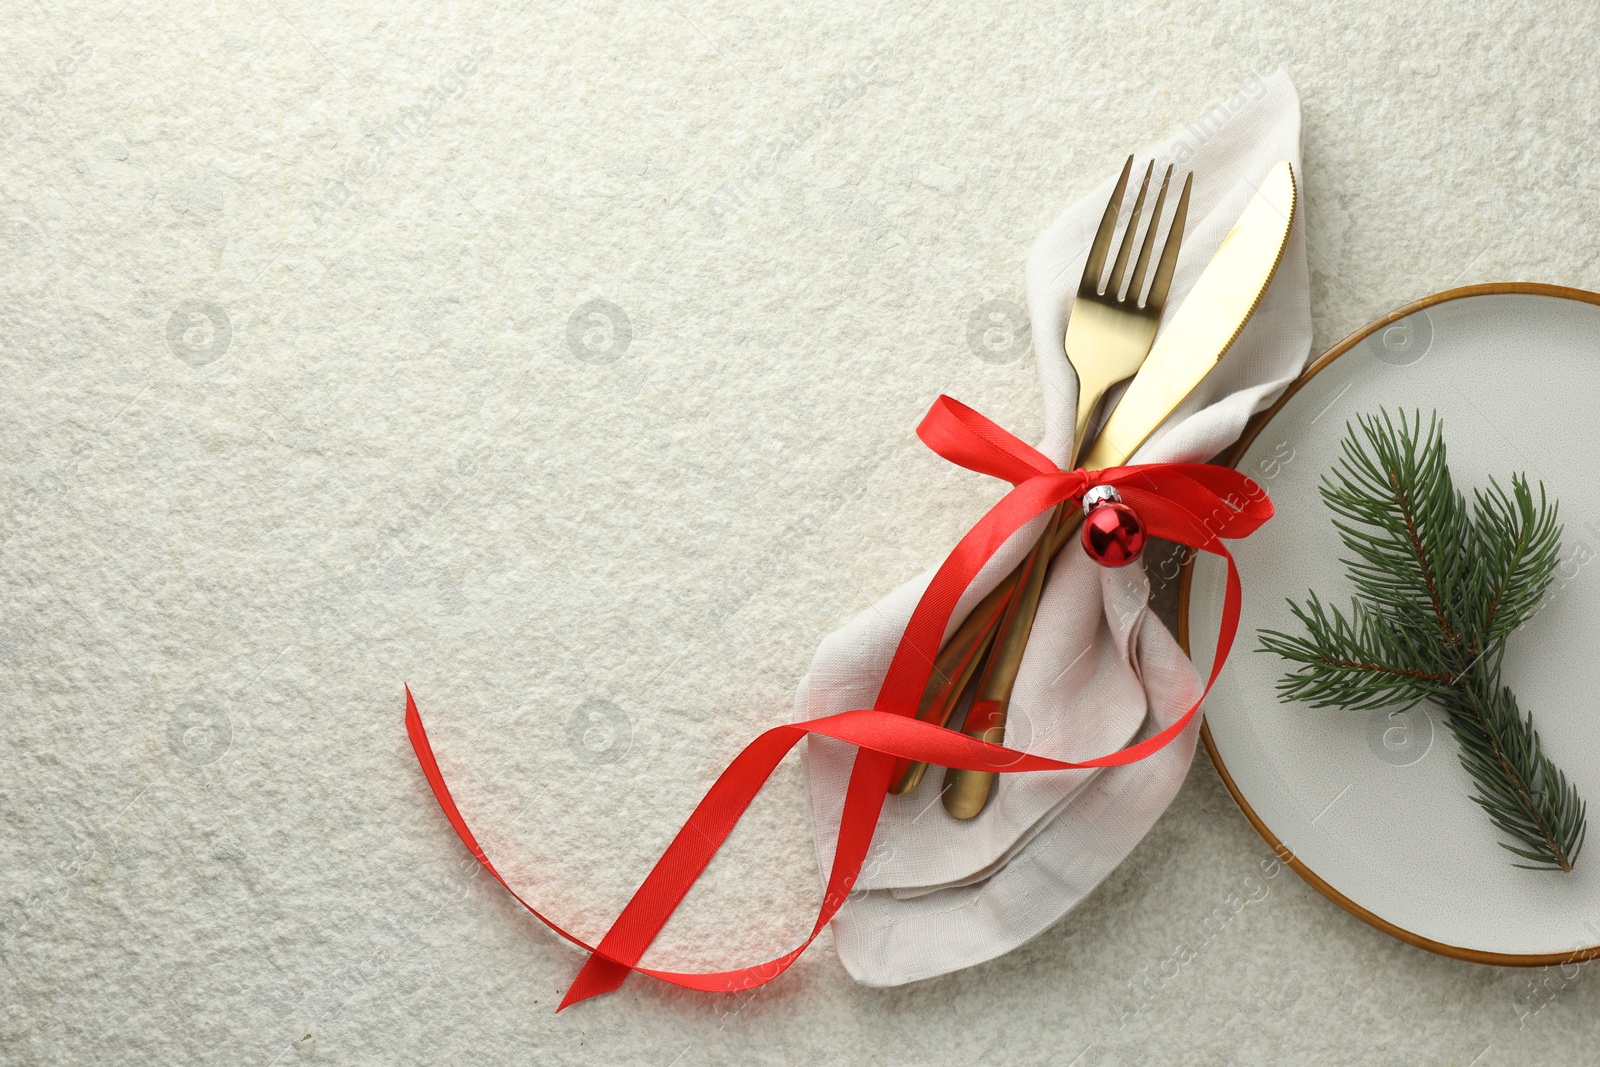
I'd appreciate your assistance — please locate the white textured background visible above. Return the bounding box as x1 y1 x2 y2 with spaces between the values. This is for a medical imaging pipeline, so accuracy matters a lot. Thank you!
3 1 1598 1064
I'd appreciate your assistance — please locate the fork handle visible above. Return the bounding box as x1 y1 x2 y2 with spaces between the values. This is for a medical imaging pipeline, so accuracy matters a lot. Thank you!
1071 383 1108 467
941 388 1109 816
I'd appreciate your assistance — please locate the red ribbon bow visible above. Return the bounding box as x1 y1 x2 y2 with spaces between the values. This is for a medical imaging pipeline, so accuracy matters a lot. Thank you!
406 395 1272 1009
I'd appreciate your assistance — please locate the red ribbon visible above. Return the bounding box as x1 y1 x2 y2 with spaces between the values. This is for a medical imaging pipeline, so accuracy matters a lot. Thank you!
405 395 1272 1010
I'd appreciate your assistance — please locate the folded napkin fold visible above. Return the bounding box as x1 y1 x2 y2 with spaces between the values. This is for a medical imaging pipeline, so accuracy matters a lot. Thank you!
799 69 1312 986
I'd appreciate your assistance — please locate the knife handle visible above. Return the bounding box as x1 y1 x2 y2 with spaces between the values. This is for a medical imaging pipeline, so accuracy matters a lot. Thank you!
887 509 1086 796
941 506 1079 818
885 567 1013 794
885 616 999 795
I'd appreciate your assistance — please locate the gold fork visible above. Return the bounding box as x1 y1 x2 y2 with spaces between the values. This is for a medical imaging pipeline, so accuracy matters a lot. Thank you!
939 157 1191 818
882 155 1191 805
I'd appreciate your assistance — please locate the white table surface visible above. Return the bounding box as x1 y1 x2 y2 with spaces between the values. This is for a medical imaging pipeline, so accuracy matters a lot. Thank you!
3 1 1597 1064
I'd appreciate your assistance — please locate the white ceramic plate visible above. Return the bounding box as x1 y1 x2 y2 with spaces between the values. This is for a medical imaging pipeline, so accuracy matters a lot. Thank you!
1183 284 1600 963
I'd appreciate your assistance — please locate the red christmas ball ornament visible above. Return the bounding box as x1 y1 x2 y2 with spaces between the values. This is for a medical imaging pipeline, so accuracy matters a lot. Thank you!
1080 485 1146 567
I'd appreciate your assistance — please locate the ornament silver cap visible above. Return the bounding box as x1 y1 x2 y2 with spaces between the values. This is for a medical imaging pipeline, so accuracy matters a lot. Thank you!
1081 484 1123 514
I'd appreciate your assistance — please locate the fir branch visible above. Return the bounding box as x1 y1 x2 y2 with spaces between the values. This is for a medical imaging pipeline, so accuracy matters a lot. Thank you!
1471 475 1562 642
1441 665 1585 872
1255 409 1582 872
1258 592 1454 710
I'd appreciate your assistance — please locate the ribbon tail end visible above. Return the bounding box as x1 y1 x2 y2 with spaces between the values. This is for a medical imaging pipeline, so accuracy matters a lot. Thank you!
559 955 631 1011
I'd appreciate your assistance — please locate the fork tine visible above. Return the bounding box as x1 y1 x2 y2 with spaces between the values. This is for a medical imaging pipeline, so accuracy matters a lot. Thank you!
1080 155 1133 295
1106 160 1153 300
1144 170 1193 312
1127 164 1173 304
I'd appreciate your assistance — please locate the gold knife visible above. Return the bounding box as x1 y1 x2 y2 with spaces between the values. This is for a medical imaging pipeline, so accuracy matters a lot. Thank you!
937 159 1298 818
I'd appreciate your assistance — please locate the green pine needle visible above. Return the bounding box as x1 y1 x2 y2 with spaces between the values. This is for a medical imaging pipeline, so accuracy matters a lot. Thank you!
1256 409 1584 873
